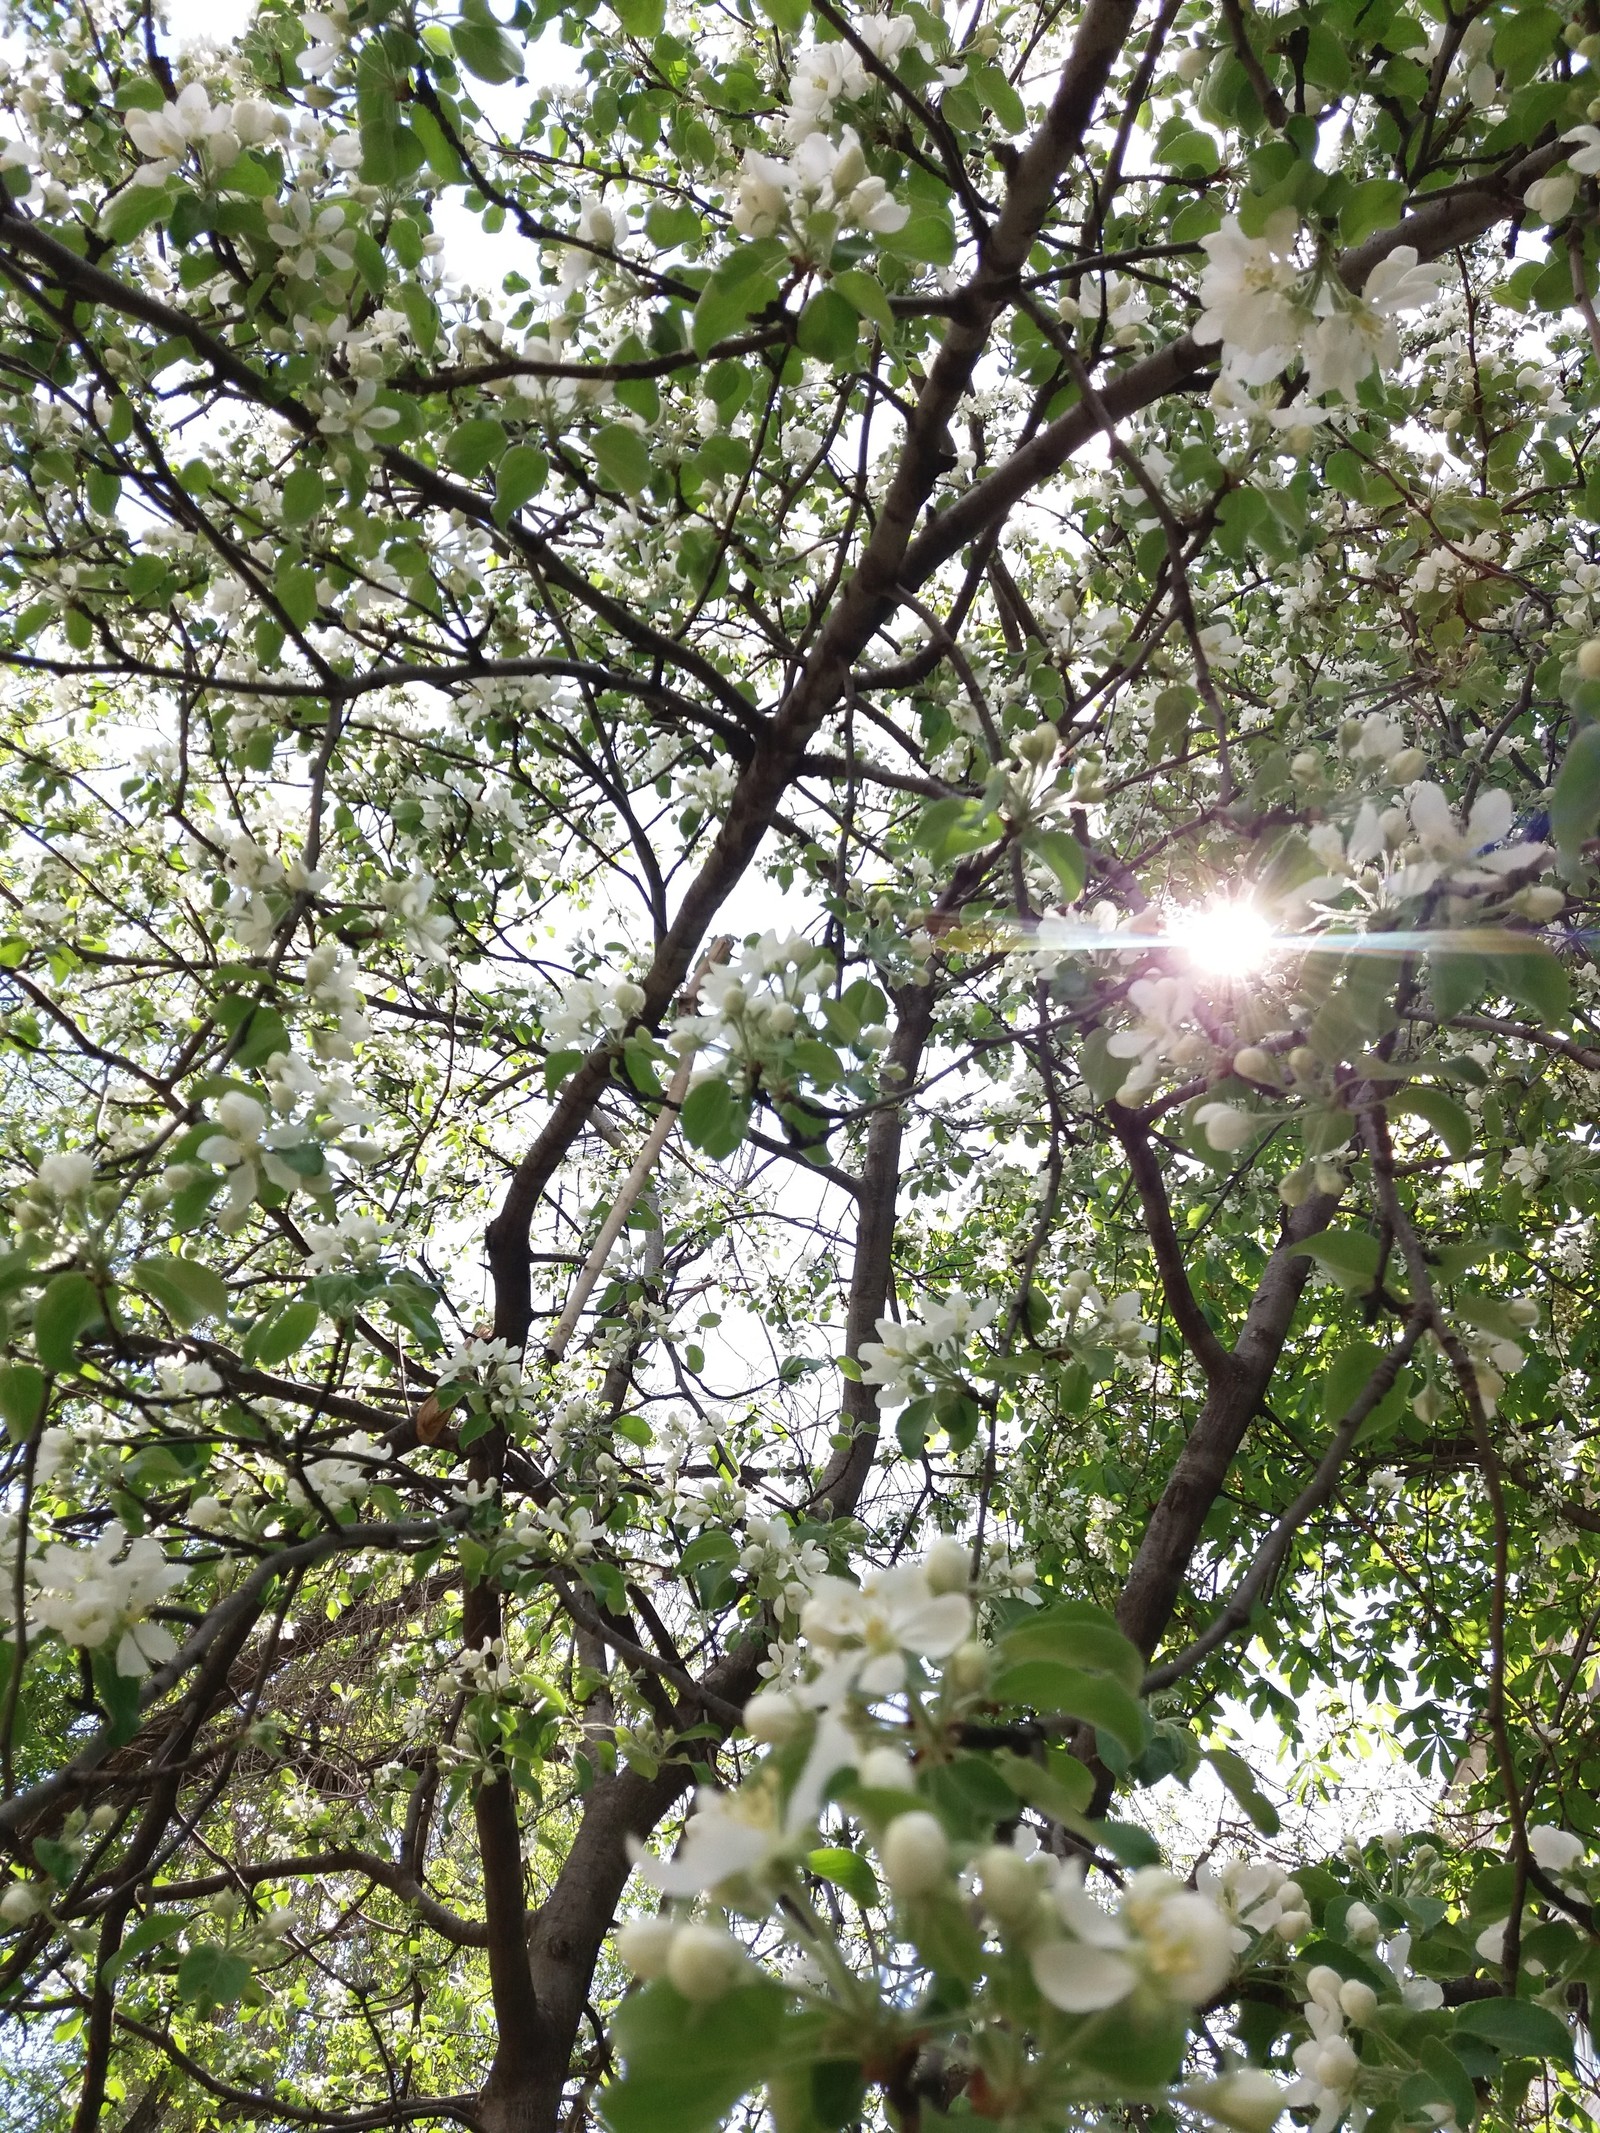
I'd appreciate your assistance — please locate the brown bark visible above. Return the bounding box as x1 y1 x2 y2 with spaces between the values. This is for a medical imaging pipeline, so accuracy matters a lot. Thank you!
1115 1190 1341 1661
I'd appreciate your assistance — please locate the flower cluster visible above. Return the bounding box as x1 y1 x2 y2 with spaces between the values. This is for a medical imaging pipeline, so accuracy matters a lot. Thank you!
1022 1860 1236 2016
670 931 839 1092
1058 1268 1152 1357
1283 1964 1378 2133
1105 975 1205 1104
731 126 909 249
123 83 283 187
545 972 646 1051
195 1091 326 1230
439 1336 527 1415
1196 215 1445 402
857 1291 999 1405
287 1432 387 1514
30 1522 186 1678
1292 783 1554 927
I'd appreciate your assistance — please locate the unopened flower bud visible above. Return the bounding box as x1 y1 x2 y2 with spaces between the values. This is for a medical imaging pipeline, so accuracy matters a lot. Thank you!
1015 721 1060 768
615 1916 677 1980
1290 750 1323 783
923 1535 971 1594
665 1922 748 2003
1182 2069 1288 2133
0 1883 45 1923
1305 1963 1343 2010
977 1843 1038 1931
879 1810 950 1898
1386 748 1425 783
1579 639 1600 680
947 1639 990 1692
830 137 867 194
1512 884 1565 921
1233 1046 1273 1082
1339 1978 1378 2024
857 1745 917 1791
743 1691 805 1746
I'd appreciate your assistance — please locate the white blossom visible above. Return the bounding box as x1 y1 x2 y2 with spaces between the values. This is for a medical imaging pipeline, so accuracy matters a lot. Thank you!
288 1432 387 1513
857 1291 997 1404
34 1151 94 1198
31 1521 185 1678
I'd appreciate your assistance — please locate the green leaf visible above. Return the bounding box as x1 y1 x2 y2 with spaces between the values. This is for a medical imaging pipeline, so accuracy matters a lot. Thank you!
1288 1228 1381 1289
34 1272 105 1372
408 103 467 183
910 795 1001 863
752 0 807 28
351 229 388 301
603 1981 784 2133
102 1913 185 1984
1489 946 1569 1028
1551 720 1600 867
0 1363 47 1443
1026 826 1086 901
988 1660 1149 1757
274 558 318 632
1392 1084 1473 1161
1147 682 1195 759
678 1078 749 1159
591 423 652 497
830 268 894 334
101 182 171 246
1417 2036 1478 2127
808 1845 879 1907
904 1886 984 1982
1204 1747 1281 1836
691 243 783 356
1340 177 1406 245
282 465 326 525
91 1648 142 1744
1160 126 1221 174
246 1299 320 1368
130 1256 229 1329
1452 1996 1572 2062
998 1602 1143 1692
614 0 665 33
452 7 524 83
895 1392 934 1457
443 418 508 479
493 444 547 523
1492 4 1560 84
796 287 860 368
880 205 955 266
680 1529 738 1576
215 994 289 1069
177 1942 252 2013
992 1745 1094 1820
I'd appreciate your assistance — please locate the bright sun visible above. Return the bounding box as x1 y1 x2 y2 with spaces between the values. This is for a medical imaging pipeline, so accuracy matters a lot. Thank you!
1165 898 1276 977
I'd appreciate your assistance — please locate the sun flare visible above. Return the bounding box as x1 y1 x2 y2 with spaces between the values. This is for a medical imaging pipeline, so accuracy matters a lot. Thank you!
1165 898 1276 977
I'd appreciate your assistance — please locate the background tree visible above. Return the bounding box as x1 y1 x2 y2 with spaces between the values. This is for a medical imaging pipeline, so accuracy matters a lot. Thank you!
0 0 1598 2129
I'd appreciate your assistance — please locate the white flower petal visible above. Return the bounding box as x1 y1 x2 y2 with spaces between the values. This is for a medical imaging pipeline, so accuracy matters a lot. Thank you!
1031 1937 1139 2011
